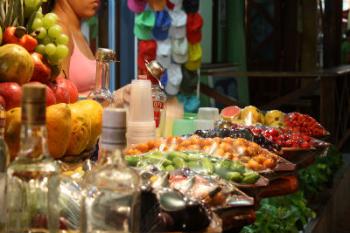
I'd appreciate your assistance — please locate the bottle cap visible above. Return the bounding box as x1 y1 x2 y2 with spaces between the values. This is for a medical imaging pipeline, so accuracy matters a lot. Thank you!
100 108 127 146
21 83 46 124
96 48 118 62
22 83 46 104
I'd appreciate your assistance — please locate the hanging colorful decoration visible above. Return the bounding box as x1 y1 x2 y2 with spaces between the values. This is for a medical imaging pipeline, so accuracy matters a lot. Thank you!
128 0 203 107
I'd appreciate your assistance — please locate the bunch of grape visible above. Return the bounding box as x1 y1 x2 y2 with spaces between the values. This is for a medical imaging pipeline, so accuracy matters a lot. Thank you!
30 9 69 65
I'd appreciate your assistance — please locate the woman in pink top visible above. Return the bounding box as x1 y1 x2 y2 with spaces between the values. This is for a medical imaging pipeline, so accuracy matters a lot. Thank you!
47 0 130 104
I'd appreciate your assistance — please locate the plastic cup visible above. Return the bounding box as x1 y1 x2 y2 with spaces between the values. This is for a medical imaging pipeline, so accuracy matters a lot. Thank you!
172 118 196 136
129 80 154 122
197 107 220 121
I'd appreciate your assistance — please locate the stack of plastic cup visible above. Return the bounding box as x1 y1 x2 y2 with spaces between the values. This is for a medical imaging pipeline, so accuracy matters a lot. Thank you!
127 80 156 146
194 107 220 130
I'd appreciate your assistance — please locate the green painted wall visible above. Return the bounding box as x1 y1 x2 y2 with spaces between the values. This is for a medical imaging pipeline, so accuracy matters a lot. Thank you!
227 0 250 104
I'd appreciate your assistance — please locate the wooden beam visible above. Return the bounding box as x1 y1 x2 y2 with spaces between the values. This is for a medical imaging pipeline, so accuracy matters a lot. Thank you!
262 78 320 109
200 83 243 107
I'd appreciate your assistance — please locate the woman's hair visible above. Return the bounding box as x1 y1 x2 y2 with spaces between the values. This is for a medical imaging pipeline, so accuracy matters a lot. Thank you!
43 0 56 13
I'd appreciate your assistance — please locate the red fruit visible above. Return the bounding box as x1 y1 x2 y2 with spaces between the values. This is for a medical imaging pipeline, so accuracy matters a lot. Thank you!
49 79 70 104
30 52 52 84
0 95 6 109
64 78 79 103
3 27 19 44
30 82 56 106
0 82 22 110
19 35 38 52
220 106 241 119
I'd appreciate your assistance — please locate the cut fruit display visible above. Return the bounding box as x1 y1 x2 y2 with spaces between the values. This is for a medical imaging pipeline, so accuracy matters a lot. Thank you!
219 105 328 137
220 106 241 120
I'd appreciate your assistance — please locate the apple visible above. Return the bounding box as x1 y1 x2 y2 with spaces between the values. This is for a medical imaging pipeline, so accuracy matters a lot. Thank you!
0 82 22 110
30 82 56 106
30 52 52 84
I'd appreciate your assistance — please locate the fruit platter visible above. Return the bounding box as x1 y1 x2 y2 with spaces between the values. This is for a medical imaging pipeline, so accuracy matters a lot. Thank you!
126 151 269 187
220 105 329 138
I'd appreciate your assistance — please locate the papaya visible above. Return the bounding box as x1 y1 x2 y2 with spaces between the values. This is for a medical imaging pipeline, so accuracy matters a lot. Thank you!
4 107 21 160
0 44 34 85
66 102 91 155
46 103 71 159
73 100 103 150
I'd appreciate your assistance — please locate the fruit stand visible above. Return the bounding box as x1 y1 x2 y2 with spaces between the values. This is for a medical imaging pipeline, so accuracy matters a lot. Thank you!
0 1 346 233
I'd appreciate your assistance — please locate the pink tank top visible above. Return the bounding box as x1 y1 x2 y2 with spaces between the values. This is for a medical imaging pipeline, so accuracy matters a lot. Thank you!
69 39 96 94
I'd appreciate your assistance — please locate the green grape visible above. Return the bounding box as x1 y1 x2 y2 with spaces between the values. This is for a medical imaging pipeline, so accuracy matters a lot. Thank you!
24 0 36 7
48 54 63 65
32 18 43 30
45 43 56 56
35 44 46 54
48 25 62 39
55 45 69 59
43 13 58 28
41 36 52 45
56 34 69 45
36 8 43 18
36 27 47 40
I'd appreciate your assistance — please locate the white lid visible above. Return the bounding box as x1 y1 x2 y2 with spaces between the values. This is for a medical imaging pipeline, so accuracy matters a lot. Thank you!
197 107 220 121
100 108 127 146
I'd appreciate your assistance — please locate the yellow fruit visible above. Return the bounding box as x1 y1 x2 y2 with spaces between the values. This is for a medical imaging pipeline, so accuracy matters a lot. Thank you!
0 44 34 84
240 105 264 125
66 103 91 155
4 107 21 160
73 100 103 149
46 103 72 159
264 110 285 126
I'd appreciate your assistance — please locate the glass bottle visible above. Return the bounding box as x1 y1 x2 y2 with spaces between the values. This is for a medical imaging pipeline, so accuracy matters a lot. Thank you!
81 108 140 233
5 84 60 233
144 60 167 137
0 106 9 232
88 48 117 107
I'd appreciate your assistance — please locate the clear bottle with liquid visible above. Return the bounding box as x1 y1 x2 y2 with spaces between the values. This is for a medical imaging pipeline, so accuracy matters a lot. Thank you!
81 108 140 233
144 60 167 137
5 84 60 233
0 106 9 232
87 48 118 107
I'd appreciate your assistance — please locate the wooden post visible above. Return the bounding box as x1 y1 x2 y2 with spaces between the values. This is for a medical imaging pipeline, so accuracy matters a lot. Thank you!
301 0 317 72
321 0 342 140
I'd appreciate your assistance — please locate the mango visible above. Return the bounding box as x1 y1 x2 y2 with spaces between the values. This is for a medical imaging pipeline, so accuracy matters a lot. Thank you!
66 102 91 155
46 103 71 159
73 100 102 150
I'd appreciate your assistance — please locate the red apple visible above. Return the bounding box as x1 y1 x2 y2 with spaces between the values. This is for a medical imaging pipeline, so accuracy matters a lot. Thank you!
30 82 56 106
0 82 22 110
30 52 52 84
49 78 70 104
